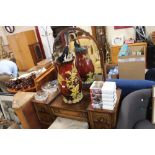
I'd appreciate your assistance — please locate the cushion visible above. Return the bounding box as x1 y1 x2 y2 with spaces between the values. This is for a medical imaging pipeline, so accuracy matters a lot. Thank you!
48 117 89 129
108 79 155 98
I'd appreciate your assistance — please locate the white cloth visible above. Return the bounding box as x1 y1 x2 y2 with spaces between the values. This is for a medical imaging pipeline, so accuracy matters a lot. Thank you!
48 117 89 129
0 60 18 78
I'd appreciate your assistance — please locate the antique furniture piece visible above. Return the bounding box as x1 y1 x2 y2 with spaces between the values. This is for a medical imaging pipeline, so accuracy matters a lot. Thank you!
117 89 155 129
36 59 53 69
50 91 90 122
88 89 121 129
91 26 107 63
7 30 40 71
29 42 45 65
110 42 147 65
51 26 73 38
6 64 56 93
53 27 106 80
34 65 57 91
12 92 42 129
32 93 58 128
6 73 36 93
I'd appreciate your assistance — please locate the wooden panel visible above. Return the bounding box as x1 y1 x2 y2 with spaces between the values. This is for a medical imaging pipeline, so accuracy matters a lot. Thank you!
29 43 44 65
92 112 113 129
14 101 42 129
24 30 37 44
111 46 121 64
36 113 54 125
7 35 26 70
14 108 30 129
7 30 37 71
35 66 57 91
50 91 90 121
52 108 88 121
15 32 35 70
88 89 121 129
22 101 42 129
34 103 51 114
32 92 57 127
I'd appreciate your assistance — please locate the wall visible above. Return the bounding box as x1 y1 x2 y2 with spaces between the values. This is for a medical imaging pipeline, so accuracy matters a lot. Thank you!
106 26 155 45
0 27 8 45
0 26 35 45
79 26 92 34
4 26 35 35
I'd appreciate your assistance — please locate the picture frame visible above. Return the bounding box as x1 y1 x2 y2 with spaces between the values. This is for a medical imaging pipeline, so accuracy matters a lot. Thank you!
112 35 124 46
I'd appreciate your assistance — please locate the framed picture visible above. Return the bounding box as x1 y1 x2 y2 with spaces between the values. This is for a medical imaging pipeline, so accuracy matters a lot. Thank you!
112 35 124 46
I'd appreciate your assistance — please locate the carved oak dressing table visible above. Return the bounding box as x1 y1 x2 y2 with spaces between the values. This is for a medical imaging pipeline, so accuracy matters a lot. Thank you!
50 91 90 122
49 89 122 129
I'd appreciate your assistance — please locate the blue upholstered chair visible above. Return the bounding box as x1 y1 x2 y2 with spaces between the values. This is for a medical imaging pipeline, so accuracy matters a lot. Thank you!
108 79 155 98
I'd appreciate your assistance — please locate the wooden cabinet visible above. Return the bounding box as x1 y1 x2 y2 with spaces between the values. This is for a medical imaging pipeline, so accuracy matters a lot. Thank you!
33 94 57 128
88 89 121 129
111 42 147 65
51 91 90 122
7 30 38 71
12 92 42 129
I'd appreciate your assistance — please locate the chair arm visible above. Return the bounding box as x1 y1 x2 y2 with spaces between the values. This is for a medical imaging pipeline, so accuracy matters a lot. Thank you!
117 89 152 129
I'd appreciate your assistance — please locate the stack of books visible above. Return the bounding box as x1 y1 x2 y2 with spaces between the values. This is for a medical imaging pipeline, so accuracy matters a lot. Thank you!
90 81 117 110
102 82 117 110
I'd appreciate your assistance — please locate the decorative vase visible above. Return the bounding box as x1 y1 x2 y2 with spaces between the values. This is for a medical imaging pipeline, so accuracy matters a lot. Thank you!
56 57 83 104
75 46 95 84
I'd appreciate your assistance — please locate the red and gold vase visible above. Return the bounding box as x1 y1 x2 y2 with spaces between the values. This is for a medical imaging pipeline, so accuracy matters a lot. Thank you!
75 47 94 84
56 58 83 104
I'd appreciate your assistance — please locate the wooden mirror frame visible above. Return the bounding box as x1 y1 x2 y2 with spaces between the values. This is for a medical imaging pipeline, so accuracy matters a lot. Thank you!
53 27 106 81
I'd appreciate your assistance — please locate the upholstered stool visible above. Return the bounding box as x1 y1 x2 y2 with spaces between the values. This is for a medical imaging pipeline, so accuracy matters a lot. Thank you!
48 117 89 129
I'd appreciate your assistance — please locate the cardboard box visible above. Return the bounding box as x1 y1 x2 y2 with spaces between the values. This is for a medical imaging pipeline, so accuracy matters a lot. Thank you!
118 55 145 80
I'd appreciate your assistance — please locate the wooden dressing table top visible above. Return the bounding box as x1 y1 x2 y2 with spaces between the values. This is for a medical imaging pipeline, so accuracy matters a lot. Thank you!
51 91 90 112
50 91 90 121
